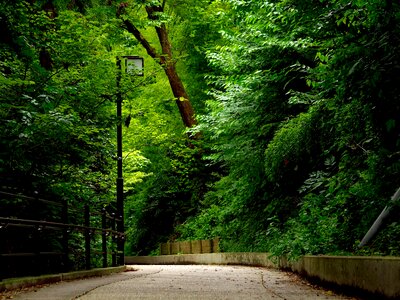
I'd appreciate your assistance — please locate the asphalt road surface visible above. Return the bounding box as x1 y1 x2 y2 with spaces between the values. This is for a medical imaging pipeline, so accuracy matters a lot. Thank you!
10 265 357 300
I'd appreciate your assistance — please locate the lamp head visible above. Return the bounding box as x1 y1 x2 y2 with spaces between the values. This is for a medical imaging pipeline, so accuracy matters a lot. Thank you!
123 56 144 76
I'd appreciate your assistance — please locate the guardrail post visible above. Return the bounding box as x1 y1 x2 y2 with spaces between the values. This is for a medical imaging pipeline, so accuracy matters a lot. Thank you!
0 223 4 281
33 191 41 275
102 208 107 268
111 212 117 267
0 256 2 281
62 199 69 272
117 216 124 266
84 205 91 270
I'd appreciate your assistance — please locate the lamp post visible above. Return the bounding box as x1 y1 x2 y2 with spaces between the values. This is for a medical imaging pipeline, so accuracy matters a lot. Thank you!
116 55 143 266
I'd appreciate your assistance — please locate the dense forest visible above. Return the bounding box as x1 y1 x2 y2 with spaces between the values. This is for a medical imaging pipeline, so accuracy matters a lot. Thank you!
1 0 399 268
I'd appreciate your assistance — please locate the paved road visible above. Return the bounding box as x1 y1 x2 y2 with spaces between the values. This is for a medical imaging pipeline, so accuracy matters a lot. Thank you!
10 265 356 300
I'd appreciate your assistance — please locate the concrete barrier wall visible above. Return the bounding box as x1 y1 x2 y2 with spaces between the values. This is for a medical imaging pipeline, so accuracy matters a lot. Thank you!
126 253 276 268
159 238 219 255
283 255 400 299
125 253 400 299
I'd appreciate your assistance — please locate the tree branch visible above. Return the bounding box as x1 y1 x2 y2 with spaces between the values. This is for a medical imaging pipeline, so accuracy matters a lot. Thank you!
122 19 162 63
145 5 173 65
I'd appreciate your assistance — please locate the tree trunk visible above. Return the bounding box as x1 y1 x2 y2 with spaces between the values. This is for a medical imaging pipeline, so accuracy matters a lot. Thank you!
121 3 197 128
164 63 197 128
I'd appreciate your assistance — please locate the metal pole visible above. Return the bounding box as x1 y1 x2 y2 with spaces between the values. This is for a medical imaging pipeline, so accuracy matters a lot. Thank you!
62 200 69 272
111 212 117 267
359 187 400 247
101 208 107 268
84 205 91 270
116 56 125 265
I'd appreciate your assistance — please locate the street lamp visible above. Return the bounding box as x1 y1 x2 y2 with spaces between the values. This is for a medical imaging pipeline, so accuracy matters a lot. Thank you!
115 55 143 266
124 56 144 76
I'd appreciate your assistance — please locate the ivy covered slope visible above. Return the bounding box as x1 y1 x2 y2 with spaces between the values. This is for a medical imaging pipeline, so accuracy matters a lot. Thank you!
177 0 400 258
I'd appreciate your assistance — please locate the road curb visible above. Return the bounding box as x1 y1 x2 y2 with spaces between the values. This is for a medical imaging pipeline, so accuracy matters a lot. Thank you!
0 266 126 292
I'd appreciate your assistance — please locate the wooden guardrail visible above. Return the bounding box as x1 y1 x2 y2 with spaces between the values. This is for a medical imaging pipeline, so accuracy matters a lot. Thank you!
0 191 124 280
160 238 219 255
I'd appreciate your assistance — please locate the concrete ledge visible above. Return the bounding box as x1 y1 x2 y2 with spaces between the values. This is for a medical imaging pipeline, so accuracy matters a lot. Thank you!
283 255 400 299
0 266 126 292
126 253 400 299
126 253 276 268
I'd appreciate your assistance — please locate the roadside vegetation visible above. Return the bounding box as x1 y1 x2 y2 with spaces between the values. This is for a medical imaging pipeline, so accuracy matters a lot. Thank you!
1 0 399 267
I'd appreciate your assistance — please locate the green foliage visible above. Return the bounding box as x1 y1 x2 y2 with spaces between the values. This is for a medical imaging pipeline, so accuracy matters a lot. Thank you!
177 0 400 258
124 136 213 255
264 111 316 183
177 205 223 240
0 0 134 271
2 0 399 262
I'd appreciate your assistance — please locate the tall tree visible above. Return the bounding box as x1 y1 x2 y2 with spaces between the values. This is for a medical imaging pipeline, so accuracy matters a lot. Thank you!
118 0 196 128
